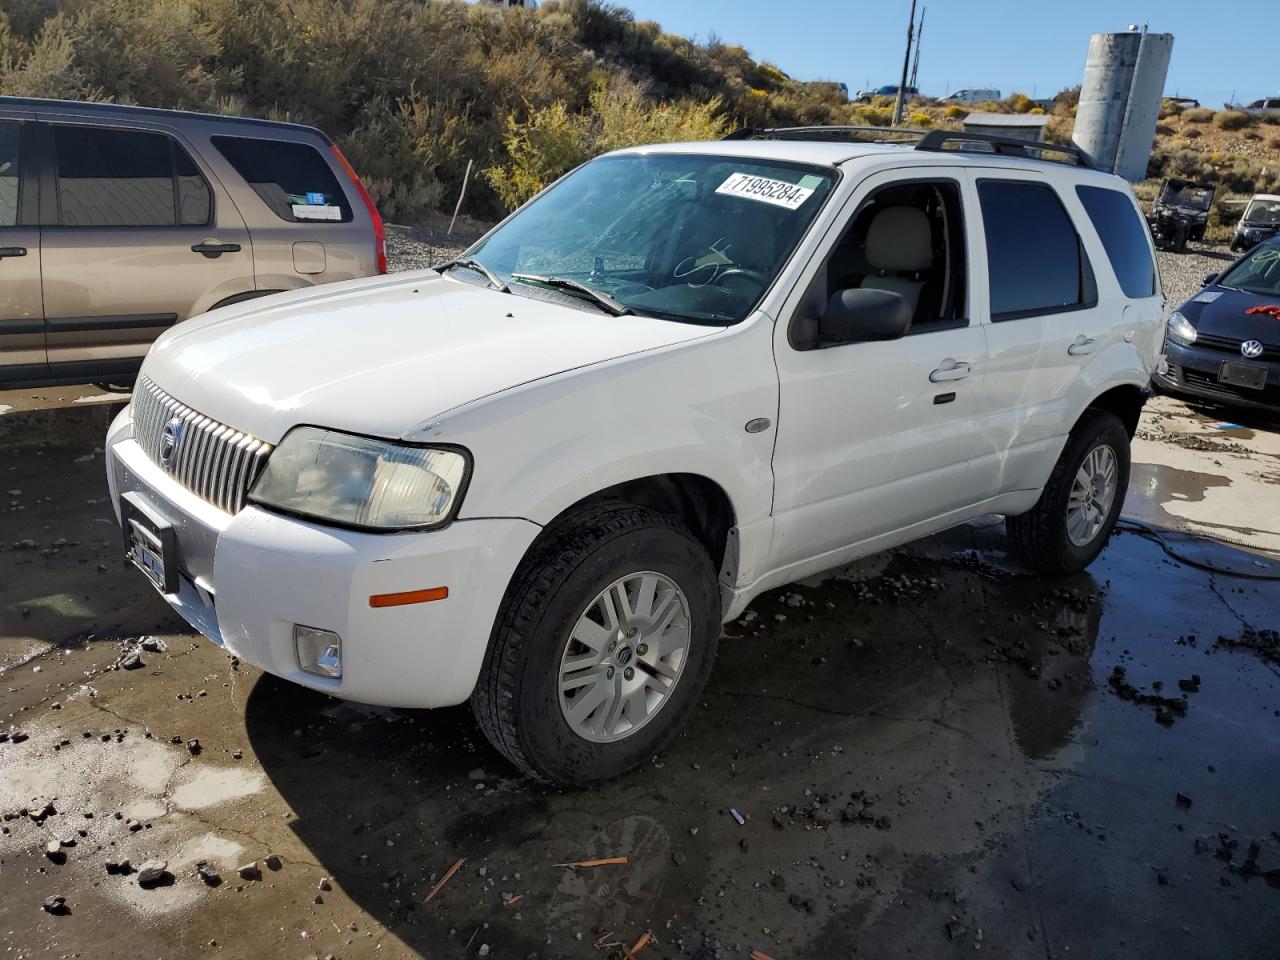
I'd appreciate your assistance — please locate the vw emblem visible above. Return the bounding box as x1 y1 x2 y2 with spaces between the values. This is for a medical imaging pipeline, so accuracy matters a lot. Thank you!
1241 339 1264 359
159 417 184 466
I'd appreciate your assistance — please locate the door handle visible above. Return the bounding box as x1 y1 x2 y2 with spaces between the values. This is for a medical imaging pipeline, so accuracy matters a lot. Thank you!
1068 336 1097 356
0 246 27 259
191 241 241 258
929 360 971 383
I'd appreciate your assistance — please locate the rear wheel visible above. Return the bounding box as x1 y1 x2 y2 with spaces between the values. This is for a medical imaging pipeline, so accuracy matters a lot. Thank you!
472 504 721 785
1006 410 1130 575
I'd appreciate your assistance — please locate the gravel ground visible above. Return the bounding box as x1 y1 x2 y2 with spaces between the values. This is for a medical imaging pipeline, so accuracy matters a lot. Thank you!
1154 240 1237 307
390 222 1238 311
385 219 488 274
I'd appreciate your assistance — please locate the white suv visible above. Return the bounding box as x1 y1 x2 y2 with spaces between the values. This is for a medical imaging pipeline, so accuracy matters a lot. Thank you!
105 128 1164 785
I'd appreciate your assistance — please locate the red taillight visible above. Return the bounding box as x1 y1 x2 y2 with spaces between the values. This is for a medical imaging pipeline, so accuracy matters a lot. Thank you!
331 144 387 274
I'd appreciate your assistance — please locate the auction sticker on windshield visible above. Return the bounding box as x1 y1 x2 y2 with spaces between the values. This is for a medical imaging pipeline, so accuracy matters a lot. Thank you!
716 172 816 210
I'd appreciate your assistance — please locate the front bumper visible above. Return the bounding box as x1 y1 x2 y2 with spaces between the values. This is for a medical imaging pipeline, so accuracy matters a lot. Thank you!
105 407 541 708
1154 341 1280 413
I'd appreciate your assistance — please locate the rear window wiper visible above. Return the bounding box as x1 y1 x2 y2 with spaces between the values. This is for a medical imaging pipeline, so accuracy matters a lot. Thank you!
510 273 632 316
436 256 509 294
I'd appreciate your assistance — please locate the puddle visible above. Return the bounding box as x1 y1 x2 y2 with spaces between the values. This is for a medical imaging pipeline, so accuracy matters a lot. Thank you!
169 767 266 810
1124 461 1232 528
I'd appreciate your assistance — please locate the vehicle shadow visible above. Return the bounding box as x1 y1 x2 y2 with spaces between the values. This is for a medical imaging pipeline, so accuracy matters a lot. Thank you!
243 540 1104 957
1176 396 1280 433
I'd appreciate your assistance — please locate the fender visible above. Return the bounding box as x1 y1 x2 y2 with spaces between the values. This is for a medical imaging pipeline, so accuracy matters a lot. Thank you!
414 313 781 554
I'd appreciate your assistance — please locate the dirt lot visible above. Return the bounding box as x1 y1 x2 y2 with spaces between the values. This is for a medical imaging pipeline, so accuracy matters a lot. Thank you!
2 249 1279 959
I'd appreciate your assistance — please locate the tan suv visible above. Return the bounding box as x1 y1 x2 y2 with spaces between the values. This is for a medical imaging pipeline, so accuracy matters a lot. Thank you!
0 97 385 387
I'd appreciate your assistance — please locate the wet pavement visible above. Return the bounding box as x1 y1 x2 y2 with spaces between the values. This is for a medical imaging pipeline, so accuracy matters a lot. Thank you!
1 388 1278 960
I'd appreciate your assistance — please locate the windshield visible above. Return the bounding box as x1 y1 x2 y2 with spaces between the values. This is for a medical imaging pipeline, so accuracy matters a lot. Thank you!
1162 182 1212 210
465 154 837 325
1219 242 1280 294
1243 198 1280 225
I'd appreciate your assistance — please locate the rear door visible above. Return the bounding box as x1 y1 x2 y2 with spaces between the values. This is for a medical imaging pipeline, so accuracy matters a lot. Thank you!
38 120 253 370
0 113 46 383
967 170 1114 495
207 134 377 285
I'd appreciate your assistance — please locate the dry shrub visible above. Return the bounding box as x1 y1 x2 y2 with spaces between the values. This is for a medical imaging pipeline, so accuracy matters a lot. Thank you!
1183 108 1213 124
1214 111 1254 131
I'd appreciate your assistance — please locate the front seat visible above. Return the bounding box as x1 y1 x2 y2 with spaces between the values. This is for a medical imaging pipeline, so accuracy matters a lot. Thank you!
859 205 934 317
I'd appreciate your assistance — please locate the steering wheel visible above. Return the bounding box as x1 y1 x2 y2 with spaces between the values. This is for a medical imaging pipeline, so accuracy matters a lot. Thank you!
709 267 768 295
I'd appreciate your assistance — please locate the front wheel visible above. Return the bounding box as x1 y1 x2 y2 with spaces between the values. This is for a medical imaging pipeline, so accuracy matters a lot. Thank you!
1006 410 1130 575
472 504 721 785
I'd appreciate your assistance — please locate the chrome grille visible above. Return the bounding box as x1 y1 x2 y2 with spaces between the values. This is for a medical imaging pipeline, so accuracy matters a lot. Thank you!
131 377 273 514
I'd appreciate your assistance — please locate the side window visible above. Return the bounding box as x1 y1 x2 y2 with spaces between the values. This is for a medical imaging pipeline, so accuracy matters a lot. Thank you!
0 121 19 227
53 125 211 227
1075 185 1156 298
211 135 352 224
977 179 1095 320
799 179 966 345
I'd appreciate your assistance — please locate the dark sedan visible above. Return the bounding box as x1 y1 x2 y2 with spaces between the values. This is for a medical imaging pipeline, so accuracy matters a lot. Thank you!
1155 237 1280 413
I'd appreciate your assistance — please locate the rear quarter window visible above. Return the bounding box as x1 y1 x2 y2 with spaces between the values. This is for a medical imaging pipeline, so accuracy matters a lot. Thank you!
212 135 351 224
1075 185 1156 298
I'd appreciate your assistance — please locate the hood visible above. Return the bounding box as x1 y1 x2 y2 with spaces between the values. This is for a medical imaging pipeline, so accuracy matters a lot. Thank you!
143 273 716 443
1181 286 1280 341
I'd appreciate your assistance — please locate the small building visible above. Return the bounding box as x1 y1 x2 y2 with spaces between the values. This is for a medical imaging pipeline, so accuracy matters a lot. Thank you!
962 112 1051 142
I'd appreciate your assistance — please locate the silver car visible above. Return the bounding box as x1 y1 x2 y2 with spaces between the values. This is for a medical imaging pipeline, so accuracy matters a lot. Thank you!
0 97 385 387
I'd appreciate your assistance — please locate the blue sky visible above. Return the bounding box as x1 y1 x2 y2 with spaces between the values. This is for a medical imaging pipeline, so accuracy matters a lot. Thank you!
621 0 1272 109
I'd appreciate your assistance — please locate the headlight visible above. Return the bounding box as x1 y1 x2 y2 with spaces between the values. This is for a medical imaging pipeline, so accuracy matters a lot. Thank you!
1166 311 1197 346
249 426 470 531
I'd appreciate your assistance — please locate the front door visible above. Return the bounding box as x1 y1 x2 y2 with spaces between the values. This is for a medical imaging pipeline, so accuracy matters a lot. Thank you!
0 115 46 383
37 120 253 371
768 169 989 576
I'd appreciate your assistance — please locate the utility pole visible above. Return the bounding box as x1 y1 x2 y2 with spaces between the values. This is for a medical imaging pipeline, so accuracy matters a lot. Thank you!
908 7 925 94
892 0 918 126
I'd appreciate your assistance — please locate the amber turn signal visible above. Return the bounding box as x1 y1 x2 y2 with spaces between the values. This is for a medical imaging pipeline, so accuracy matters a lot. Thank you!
368 586 449 608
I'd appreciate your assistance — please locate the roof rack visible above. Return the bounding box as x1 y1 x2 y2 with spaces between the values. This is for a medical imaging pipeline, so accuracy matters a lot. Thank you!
722 125 926 144
722 125 1093 168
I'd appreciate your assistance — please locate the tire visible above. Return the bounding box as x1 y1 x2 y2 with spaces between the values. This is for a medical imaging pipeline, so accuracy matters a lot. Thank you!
1006 409 1130 576
472 503 721 786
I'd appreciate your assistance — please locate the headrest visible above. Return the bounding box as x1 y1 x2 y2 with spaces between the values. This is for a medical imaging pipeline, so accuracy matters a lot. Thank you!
864 205 933 272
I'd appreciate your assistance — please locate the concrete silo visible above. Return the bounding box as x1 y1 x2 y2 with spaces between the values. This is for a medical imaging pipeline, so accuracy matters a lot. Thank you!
1072 27 1174 181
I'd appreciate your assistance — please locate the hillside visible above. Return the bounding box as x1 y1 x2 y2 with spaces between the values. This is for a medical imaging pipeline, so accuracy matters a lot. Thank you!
0 0 865 219
2 0 1275 232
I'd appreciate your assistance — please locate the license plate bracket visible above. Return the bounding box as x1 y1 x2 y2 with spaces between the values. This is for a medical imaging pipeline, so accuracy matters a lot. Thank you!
121 492 179 595
1218 361 1267 391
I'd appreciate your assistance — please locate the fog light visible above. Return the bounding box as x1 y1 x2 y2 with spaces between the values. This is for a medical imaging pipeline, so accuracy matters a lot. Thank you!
1157 355 1170 376
294 625 342 679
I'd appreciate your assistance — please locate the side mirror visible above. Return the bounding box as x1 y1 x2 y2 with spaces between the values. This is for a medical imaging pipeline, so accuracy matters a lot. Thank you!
818 288 912 345
1203 272 1218 285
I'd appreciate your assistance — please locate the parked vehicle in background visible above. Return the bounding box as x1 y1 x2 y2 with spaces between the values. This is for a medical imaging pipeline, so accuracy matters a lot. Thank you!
942 88 1001 104
1230 194 1280 252
1156 236 1280 413
1168 96 1200 109
855 85 919 103
1146 177 1214 252
0 97 385 388
1229 97 1280 115
106 127 1162 785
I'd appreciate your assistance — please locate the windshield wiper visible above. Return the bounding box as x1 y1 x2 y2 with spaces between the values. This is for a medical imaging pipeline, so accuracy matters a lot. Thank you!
437 256 509 293
510 273 632 316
